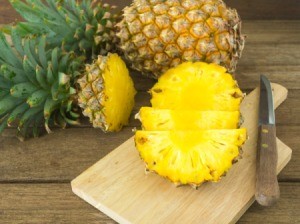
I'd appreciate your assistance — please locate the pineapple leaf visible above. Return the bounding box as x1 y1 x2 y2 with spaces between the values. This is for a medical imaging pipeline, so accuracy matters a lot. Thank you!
44 97 59 120
35 65 49 90
10 82 38 98
24 38 38 67
7 102 29 125
51 48 59 75
0 95 22 116
18 106 43 128
58 54 71 73
27 89 48 107
22 56 39 85
1 64 28 83
0 32 23 68
11 26 24 56
38 36 48 69
9 0 43 22
51 82 59 100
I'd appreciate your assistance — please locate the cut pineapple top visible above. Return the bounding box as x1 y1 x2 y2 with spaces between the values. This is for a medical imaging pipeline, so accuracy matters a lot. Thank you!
77 53 136 132
138 107 241 131
135 129 247 186
150 62 243 111
103 54 137 131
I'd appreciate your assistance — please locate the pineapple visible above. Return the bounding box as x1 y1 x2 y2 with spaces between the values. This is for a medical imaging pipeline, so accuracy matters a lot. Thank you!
150 62 243 110
137 107 241 131
134 61 246 187
7 0 118 59
77 53 136 132
0 29 84 139
117 0 245 78
135 129 247 186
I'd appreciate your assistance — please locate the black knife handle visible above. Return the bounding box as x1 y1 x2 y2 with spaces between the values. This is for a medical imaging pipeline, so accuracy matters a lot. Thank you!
255 124 280 206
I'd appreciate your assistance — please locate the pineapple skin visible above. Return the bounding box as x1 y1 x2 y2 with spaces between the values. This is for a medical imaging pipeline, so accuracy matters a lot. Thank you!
137 107 241 131
150 62 244 111
77 53 137 132
117 0 245 78
135 129 247 186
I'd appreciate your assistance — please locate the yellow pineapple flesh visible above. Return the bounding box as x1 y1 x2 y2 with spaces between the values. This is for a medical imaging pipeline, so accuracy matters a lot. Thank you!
77 53 137 132
138 107 240 131
117 0 245 78
135 129 247 186
150 62 243 111
134 61 246 187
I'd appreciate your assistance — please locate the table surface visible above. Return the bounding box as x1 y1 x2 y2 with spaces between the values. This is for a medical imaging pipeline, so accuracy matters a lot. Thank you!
0 1 299 223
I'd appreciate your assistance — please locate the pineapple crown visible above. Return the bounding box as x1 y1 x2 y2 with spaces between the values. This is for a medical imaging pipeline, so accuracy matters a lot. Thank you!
7 0 118 60
0 28 85 139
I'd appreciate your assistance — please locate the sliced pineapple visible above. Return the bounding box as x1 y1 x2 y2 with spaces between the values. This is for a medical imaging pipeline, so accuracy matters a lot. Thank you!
137 107 241 131
135 129 247 186
150 62 243 111
77 53 137 132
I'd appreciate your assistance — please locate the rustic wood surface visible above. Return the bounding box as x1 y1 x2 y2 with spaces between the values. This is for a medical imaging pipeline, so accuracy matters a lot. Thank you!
0 0 300 223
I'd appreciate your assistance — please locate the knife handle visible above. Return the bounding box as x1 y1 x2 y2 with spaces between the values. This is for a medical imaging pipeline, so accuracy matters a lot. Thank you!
255 124 280 206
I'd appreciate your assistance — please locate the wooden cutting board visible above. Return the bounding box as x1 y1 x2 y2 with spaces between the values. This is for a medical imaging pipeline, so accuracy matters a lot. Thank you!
71 83 292 224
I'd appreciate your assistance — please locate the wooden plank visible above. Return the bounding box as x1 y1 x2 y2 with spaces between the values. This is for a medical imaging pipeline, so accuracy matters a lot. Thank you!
238 44 300 66
225 0 300 20
1 0 300 23
70 84 292 224
0 183 298 224
235 66 300 90
242 21 300 44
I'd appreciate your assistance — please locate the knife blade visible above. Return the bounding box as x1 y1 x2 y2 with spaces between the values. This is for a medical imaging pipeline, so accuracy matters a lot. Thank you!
255 75 280 206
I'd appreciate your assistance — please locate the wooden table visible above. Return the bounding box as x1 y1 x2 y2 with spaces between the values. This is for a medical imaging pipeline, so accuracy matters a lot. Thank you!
0 1 299 223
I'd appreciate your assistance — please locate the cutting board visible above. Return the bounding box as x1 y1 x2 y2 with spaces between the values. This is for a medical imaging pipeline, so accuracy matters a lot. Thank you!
71 83 292 224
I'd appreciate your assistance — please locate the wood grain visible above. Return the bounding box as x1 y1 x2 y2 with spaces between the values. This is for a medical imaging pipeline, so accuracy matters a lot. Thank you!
0 0 299 23
256 124 280 206
0 183 298 224
70 84 292 224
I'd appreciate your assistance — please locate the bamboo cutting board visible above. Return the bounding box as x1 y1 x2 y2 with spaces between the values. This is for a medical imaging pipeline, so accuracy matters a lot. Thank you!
71 83 292 224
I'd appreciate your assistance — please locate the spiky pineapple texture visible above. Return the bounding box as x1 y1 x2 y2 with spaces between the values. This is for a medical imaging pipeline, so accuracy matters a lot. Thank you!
0 29 84 139
117 0 245 79
8 0 118 59
77 53 136 132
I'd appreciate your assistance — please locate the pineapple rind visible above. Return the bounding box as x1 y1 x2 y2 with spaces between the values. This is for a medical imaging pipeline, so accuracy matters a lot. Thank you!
135 129 247 186
77 53 136 132
117 0 245 78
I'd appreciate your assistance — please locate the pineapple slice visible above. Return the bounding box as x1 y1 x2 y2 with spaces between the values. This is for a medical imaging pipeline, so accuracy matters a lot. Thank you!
150 62 243 111
135 129 247 187
77 53 137 132
138 107 241 131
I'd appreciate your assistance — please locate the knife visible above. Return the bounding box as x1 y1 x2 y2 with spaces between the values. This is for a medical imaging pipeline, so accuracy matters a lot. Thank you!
255 75 280 206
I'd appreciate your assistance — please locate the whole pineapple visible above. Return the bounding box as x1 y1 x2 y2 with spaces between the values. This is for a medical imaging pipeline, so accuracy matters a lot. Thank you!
8 0 118 59
135 62 247 188
77 53 137 132
0 29 84 139
117 0 245 78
